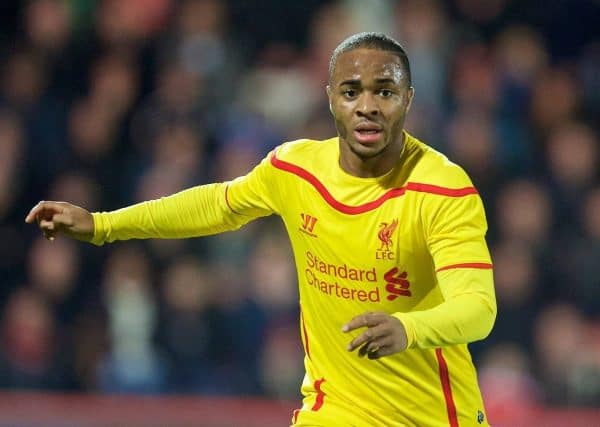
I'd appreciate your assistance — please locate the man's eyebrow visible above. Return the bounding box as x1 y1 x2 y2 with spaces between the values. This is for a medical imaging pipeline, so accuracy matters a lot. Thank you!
374 78 397 84
338 77 399 86
339 79 360 86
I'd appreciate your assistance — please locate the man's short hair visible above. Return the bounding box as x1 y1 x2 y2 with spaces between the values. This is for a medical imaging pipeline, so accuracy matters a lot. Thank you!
329 32 412 85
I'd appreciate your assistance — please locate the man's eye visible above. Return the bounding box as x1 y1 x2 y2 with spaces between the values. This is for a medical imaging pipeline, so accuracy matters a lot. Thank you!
379 89 393 97
343 89 357 98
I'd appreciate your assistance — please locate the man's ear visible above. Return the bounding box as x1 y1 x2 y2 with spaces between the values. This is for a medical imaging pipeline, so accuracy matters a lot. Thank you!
406 86 415 113
326 85 333 114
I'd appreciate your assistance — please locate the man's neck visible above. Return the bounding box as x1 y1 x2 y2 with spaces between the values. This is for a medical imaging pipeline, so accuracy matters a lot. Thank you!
338 133 405 178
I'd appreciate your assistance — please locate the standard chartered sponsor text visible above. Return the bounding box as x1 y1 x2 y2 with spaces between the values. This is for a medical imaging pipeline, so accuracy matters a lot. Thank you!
306 251 377 282
305 251 381 302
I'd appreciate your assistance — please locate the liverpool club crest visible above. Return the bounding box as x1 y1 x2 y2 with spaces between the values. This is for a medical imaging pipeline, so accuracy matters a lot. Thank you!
376 219 398 260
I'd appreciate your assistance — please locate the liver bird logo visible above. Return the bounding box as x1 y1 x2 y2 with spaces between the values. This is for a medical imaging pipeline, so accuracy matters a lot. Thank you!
378 219 398 251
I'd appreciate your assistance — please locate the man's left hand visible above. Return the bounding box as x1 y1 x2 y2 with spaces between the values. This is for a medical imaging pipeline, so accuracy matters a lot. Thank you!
342 312 408 359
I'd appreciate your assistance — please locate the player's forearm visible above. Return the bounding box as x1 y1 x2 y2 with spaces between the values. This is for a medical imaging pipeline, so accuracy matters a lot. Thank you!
90 183 249 245
393 269 496 348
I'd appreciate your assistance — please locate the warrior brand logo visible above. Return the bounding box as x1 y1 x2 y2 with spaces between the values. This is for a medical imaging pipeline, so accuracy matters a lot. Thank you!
376 219 398 259
300 213 318 237
384 267 411 300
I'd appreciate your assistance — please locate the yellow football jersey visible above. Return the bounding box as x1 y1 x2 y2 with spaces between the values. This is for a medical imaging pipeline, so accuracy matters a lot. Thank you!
92 132 496 427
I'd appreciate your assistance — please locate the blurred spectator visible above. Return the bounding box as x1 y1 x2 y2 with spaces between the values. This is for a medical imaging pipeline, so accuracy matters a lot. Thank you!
492 25 547 174
158 257 228 393
445 107 500 202
483 240 540 353
0 110 26 284
151 122 206 180
130 61 208 157
0 110 24 219
454 0 508 26
394 0 449 145
305 2 357 83
27 237 80 324
545 121 598 229
534 304 600 406
2 49 70 192
95 0 172 49
67 97 119 165
450 42 499 111
89 53 140 119
259 320 304 400
96 245 166 393
529 68 579 140
1 50 47 112
552 187 600 316
0 288 69 389
494 25 548 90
578 42 600 118
160 0 242 108
248 229 298 314
236 64 320 137
478 343 541 416
494 179 552 247
47 171 101 213
24 0 71 55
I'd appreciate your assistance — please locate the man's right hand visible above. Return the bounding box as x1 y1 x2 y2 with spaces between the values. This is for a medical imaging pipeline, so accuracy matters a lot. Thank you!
25 201 94 242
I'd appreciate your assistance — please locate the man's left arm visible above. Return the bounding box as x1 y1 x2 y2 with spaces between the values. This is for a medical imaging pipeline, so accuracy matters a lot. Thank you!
393 268 496 349
395 187 496 349
344 184 496 357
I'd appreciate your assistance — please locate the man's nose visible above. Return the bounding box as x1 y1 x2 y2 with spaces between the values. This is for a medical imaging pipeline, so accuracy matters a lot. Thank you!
356 92 379 116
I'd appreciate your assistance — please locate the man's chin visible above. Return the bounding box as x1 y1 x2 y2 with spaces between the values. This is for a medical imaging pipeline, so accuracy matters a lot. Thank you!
349 140 387 159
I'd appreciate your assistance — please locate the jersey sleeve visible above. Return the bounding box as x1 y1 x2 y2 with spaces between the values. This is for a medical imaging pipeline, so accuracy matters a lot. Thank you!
90 152 280 245
394 268 496 348
422 185 492 271
393 169 496 348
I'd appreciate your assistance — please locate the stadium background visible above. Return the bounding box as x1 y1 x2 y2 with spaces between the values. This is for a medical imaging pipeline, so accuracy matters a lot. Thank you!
0 0 598 425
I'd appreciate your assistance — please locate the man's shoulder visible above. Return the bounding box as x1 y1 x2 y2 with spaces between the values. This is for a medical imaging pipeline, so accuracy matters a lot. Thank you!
406 134 474 189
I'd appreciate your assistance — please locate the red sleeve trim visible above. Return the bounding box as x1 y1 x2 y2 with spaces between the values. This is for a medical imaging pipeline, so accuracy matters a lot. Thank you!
270 151 477 215
436 262 493 272
224 184 239 214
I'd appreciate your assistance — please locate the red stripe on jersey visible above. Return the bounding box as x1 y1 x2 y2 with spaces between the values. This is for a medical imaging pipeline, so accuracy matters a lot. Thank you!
406 182 478 197
311 378 326 411
271 153 477 214
292 409 300 424
436 262 493 273
436 348 459 427
300 308 310 359
224 184 238 214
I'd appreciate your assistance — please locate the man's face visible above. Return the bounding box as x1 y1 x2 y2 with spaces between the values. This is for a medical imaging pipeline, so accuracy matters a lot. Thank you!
327 48 414 162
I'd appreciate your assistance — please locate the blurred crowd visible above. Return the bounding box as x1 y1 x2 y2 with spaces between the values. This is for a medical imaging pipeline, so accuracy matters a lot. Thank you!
0 0 598 409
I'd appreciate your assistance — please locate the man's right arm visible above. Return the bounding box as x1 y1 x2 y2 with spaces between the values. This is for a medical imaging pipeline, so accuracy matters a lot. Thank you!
91 182 256 245
26 151 281 244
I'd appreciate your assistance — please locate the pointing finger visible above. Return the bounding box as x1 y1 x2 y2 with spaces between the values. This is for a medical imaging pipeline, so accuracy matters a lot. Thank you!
25 201 45 223
25 201 65 223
